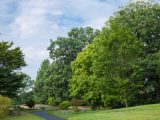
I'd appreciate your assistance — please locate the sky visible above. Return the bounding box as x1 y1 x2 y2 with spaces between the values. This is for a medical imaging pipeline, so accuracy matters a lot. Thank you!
0 0 151 79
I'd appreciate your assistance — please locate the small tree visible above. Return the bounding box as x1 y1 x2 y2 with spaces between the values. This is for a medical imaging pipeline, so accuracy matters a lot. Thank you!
25 99 35 109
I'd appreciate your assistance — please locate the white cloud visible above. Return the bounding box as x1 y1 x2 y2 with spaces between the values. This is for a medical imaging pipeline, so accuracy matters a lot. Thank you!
37 50 48 58
61 0 124 29
10 0 63 38
1 0 130 78
23 46 48 60
84 17 107 29
10 0 122 38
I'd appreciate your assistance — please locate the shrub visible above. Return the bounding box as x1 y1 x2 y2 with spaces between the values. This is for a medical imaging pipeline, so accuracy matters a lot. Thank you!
71 99 85 112
0 96 12 118
59 101 70 110
48 97 55 106
25 99 35 109
71 99 84 106
54 97 62 105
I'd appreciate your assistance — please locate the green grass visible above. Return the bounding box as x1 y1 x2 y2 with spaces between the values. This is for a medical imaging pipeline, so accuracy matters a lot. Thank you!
1 112 44 120
48 104 160 120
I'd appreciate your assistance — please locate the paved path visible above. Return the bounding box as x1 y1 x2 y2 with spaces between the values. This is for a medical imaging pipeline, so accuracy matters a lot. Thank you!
32 111 64 120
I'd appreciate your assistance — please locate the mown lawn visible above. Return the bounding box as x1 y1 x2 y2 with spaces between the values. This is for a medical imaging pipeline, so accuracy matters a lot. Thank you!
1 112 44 120
48 104 160 120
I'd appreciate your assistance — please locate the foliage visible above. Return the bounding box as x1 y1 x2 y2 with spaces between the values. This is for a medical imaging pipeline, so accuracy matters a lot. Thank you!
69 43 102 109
20 75 34 93
70 21 143 108
16 91 34 105
0 41 26 97
111 0 160 103
46 27 99 102
34 59 50 104
0 96 12 118
25 99 35 109
48 97 55 106
71 99 84 107
15 75 34 105
71 99 85 112
34 27 99 104
33 0 160 109
59 101 70 110
69 0 160 109
53 97 62 105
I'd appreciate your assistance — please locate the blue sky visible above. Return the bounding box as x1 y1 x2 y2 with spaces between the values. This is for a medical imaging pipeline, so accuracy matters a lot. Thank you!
0 0 147 79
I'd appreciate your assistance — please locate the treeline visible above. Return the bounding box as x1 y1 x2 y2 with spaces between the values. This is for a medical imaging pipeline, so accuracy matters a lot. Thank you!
34 1 160 108
34 27 99 104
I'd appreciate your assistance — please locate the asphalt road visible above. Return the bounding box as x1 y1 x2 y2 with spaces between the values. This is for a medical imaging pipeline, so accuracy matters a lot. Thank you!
32 111 64 120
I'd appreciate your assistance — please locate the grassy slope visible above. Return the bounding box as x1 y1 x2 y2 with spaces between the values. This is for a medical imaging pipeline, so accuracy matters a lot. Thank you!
1 112 44 120
48 104 160 120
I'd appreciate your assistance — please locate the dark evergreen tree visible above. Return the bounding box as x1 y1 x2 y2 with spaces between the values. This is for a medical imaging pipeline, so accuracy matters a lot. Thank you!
0 41 26 97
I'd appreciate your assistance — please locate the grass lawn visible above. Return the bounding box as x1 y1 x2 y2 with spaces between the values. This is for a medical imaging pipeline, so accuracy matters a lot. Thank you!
47 104 160 120
1 112 44 120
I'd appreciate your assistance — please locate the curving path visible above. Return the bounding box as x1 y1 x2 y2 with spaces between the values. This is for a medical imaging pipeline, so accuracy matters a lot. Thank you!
32 111 64 120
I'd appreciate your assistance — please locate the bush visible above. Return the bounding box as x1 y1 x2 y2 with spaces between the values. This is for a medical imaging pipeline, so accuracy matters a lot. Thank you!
25 99 35 109
0 96 12 118
54 97 62 105
71 99 84 106
59 101 70 110
71 99 85 112
48 97 55 106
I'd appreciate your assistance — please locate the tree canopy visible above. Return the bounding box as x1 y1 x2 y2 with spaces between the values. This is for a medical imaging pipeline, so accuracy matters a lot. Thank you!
34 0 160 109
0 41 26 97
34 27 99 104
69 0 160 108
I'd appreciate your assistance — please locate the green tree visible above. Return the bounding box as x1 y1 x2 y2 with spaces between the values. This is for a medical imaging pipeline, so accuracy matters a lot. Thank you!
34 59 50 103
70 22 143 108
15 75 34 104
69 44 101 109
16 91 34 105
20 74 34 94
0 41 26 97
45 61 70 103
47 27 99 102
112 0 160 103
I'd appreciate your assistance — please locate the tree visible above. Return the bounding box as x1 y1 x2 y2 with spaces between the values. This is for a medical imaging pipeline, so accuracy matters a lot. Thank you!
20 74 34 94
70 22 143 108
69 44 101 109
46 27 99 102
45 61 70 104
34 59 50 103
15 75 34 104
0 41 26 97
70 0 160 108
111 0 160 103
